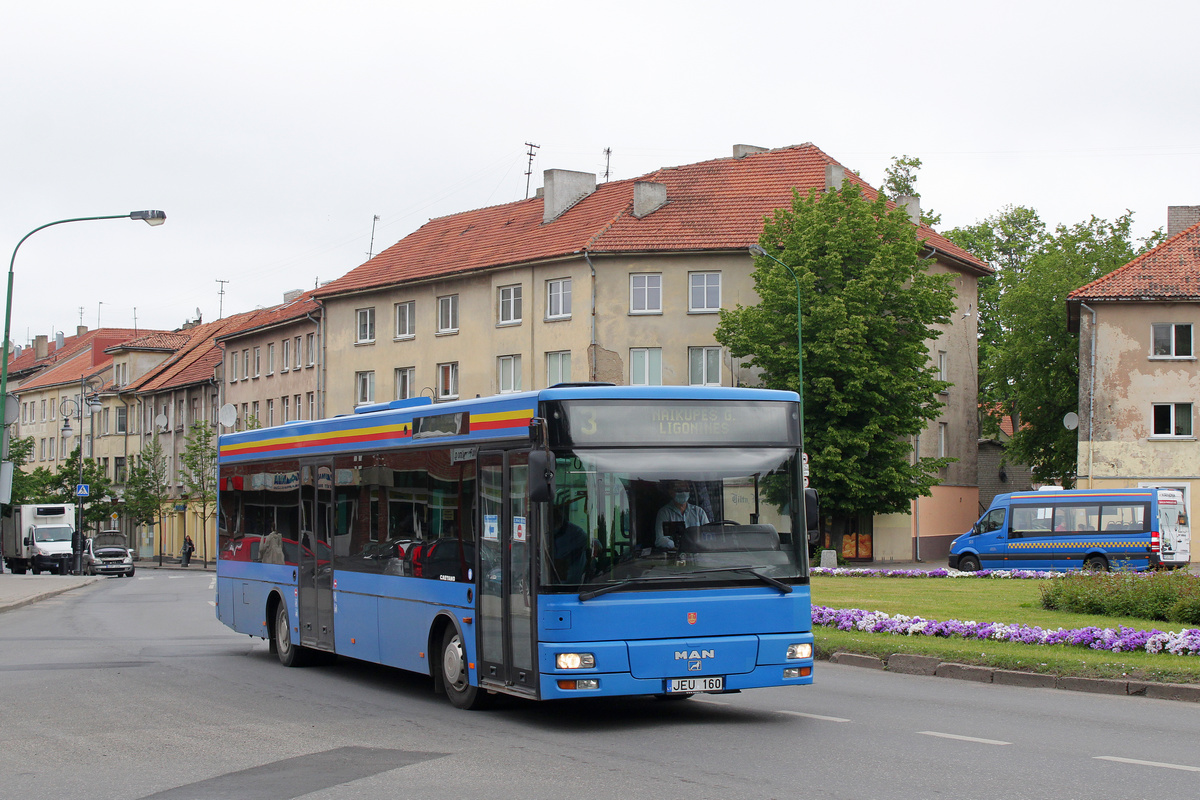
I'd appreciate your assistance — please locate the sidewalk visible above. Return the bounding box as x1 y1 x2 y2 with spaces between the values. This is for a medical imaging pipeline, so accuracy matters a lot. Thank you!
0 560 214 613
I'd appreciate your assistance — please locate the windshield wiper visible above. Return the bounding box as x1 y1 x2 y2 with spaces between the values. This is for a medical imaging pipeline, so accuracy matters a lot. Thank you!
578 566 792 601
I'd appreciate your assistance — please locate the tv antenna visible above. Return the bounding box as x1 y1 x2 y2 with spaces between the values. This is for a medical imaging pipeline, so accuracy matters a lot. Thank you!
367 214 380 260
216 279 229 319
524 141 540 199
603 147 612 182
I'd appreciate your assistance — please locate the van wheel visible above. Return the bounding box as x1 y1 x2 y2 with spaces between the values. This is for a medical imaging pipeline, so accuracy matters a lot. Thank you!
957 554 981 572
274 602 310 667
441 627 489 709
1083 555 1108 572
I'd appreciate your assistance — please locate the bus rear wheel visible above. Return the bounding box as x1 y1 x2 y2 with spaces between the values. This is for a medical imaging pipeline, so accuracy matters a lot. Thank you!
440 627 489 710
1083 555 1109 572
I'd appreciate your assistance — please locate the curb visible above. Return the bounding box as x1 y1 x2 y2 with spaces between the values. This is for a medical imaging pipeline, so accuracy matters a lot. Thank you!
0 578 101 614
827 650 1200 703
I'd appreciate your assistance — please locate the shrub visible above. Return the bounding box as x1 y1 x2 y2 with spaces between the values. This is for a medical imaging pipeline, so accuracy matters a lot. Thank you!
1040 569 1200 622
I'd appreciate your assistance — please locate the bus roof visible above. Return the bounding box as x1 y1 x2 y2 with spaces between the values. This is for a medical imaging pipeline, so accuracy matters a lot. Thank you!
994 489 1157 504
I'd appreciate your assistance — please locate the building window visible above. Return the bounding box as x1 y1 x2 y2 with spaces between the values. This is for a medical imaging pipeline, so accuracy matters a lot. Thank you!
281 339 290 372
266 342 275 375
498 355 522 393
498 285 522 325
229 352 238 382
243 349 250 379
176 400 184 430
356 308 376 343
688 346 721 386
630 274 662 314
395 367 415 400
251 401 260 427
116 406 127 434
938 422 948 458
630 348 662 386
282 396 290 422
266 399 274 427
1153 403 1193 437
356 371 375 406
305 333 316 366
294 336 302 369
546 351 571 386
438 362 459 399
253 346 261 377
438 295 459 333
937 350 949 393
689 272 721 312
103 408 111 435
114 456 127 484
395 301 415 339
294 394 301 419
1152 323 1193 358
547 278 572 319
49 437 56 460
306 392 315 421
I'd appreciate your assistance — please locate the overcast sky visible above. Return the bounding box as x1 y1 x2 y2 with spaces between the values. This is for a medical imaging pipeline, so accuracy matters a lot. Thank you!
3 1 1197 346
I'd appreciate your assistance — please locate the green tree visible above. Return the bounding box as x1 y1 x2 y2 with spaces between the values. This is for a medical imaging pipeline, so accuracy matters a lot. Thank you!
50 447 119 535
179 420 218 564
5 434 57 505
123 437 171 549
715 183 956 547
881 155 941 226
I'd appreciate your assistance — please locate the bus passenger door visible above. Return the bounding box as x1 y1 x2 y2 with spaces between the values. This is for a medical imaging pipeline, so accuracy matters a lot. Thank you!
299 462 335 651
478 451 537 696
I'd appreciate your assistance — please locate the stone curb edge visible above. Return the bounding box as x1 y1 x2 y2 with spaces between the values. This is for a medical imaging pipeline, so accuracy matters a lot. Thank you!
826 650 1200 703
0 578 102 614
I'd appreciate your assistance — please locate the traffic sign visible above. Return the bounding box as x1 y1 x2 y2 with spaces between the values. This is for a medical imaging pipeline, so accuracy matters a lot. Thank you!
76 483 90 497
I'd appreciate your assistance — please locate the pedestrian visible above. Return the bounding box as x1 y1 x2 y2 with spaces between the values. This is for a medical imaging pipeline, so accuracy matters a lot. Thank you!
181 534 195 567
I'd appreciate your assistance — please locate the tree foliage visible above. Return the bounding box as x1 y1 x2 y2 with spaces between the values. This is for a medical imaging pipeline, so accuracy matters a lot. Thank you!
180 421 218 561
881 155 941 226
5 434 57 505
945 209 1161 485
124 437 171 530
49 447 120 534
715 184 956 530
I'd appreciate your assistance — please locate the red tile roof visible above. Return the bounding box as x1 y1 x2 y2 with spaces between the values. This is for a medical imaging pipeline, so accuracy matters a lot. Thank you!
214 290 321 342
1069 220 1200 300
13 328 169 392
128 310 271 394
315 144 989 299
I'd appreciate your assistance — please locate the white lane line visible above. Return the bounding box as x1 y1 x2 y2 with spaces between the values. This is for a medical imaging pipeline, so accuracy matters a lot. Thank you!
919 731 1011 746
777 710 851 723
1095 756 1200 773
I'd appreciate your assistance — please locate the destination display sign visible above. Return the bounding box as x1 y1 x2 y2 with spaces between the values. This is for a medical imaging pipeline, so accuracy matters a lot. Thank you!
549 400 798 447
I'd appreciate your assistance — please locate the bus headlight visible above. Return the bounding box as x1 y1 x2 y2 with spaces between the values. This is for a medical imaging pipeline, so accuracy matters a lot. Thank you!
787 643 812 659
556 653 595 669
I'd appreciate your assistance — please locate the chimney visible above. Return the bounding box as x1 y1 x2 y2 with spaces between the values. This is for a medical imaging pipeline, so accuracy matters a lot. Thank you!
1167 206 1200 238
12 345 21 359
55 331 65 349
35 335 48 360
633 181 668 218
283 289 303 303
542 169 596 223
896 195 922 225
825 164 846 191
732 144 768 159
76 325 88 337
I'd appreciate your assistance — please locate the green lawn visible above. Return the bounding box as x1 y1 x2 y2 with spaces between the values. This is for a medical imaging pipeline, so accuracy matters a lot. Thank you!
810 576 1200 684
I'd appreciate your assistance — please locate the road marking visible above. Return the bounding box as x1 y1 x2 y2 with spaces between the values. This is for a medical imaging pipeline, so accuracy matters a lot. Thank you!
1094 756 1200 773
777 710 851 723
919 731 1011 746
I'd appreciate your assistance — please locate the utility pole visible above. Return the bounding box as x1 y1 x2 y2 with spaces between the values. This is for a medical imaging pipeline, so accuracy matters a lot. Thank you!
215 279 229 319
524 142 540 199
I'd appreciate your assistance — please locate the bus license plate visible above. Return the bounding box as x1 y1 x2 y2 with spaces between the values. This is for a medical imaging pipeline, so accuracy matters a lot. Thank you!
669 676 724 693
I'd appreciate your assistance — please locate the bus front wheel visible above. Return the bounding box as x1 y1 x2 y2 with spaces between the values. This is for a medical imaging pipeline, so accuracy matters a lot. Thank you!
957 554 981 572
441 627 489 710
274 602 310 667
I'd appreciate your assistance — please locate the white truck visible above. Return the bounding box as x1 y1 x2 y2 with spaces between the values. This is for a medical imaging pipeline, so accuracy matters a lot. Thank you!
2 503 77 575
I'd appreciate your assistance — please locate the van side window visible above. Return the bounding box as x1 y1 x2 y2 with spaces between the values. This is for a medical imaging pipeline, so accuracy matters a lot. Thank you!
1011 506 1053 536
980 508 1005 534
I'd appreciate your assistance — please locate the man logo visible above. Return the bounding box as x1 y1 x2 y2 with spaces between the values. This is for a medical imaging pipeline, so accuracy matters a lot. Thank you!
687 612 697 625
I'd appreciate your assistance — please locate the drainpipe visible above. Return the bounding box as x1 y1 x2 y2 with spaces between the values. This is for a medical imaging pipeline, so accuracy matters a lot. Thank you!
1082 303 1097 489
584 251 598 381
308 309 323 419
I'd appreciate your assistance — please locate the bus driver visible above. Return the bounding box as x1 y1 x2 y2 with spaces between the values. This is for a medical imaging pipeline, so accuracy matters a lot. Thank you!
655 481 709 549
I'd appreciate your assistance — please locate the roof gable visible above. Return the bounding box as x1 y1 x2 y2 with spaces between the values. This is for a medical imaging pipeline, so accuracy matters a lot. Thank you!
1069 220 1200 301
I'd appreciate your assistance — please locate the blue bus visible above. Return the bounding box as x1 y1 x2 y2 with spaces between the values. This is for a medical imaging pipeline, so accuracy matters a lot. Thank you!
948 488 1192 572
216 385 816 708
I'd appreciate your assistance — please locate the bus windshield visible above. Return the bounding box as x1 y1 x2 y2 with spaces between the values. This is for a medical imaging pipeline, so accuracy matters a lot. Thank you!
539 446 805 593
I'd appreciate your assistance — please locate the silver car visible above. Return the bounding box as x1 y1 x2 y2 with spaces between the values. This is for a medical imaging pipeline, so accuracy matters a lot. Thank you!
83 532 135 577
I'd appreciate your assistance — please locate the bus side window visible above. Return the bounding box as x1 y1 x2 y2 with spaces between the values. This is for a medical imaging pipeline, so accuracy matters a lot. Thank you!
979 508 1005 535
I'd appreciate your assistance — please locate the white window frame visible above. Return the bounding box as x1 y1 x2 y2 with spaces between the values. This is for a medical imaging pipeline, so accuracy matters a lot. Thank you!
266 342 275 375
356 307 376 344
938 422 948 458
1151 323 1193 359
437 362 459 399
305 333 316 367
438 295 459 334
394 301 415 339
395 367 415 400
688 272 721 313
547 278 572 319
937 350 949 393
355 371 375 406
498 355 522 393
281 339 290 372
242 349 250 380
630 347 662 386
546 350 571 386
266 399 274 427
294 336 302 369
282 396 290 422
688 346 722 386
498 285 522 326
1152 402 1194 438
630 274 662 314
253 347 261 377
306 392 315 421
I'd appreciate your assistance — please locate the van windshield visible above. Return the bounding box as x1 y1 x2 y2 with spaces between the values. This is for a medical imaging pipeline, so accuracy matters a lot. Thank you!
33 525 74 543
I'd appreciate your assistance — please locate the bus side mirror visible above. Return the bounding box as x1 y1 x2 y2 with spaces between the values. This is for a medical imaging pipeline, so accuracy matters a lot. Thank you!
528 450 555 503
804 488 819 535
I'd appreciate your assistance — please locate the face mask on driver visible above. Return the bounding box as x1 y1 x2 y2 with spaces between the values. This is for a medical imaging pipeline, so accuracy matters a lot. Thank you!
674 492 690 505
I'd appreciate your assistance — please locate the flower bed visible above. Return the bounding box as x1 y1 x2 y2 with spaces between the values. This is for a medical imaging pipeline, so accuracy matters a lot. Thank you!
812 567 1062 579
813 605 1200 657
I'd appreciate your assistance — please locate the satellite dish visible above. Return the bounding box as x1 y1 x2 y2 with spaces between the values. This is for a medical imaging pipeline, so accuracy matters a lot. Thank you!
1063 412 1079 431
195 307 202 319
219 403 238 428
4 394 18 426
155 413 169 431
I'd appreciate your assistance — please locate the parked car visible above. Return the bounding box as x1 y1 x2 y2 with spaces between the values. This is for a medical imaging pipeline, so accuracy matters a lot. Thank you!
83 531 135 577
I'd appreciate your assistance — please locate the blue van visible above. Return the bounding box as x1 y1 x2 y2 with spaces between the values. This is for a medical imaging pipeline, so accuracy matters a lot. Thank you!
949 489 1191 572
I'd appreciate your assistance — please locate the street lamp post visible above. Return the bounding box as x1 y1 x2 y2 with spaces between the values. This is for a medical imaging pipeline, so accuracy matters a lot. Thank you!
748 243 810 542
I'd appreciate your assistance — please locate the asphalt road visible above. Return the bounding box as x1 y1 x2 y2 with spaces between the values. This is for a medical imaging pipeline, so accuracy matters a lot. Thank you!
1 573 1198 800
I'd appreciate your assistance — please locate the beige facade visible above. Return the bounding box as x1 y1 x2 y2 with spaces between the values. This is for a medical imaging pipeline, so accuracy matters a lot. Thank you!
221 318 321 429
1076 301 1199 517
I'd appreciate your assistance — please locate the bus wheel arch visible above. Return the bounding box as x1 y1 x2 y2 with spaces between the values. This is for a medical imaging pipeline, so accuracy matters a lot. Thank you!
957 553 981 572
1083 553 1109 572
432 616 490 710
266 591 284 654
